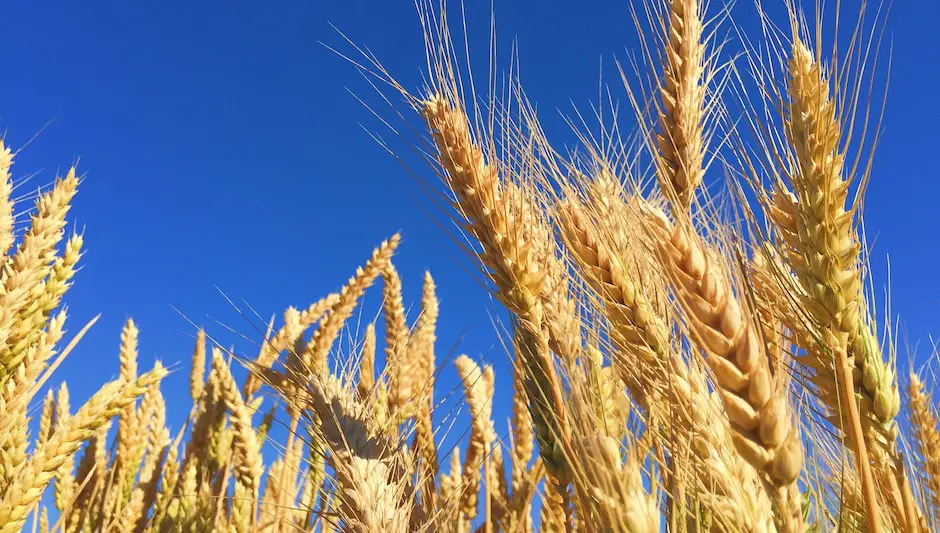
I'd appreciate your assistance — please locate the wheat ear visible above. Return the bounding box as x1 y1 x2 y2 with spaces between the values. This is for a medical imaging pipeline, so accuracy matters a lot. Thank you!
776 36 899 531
659 222 805 531
423 93 572 484
382 263 409 419
357 323 377 402
307 374 413 533
909 373 940 527
411 272 440 509
212 349 262 532
454 355 496 527
189 328 207 401
303 234 400 375
0 170 78 384
657 0 708 210
0 365 167 533
558 197 667 407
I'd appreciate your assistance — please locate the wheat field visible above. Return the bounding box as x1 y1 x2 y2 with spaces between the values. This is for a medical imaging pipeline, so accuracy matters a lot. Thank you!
0 0 936 531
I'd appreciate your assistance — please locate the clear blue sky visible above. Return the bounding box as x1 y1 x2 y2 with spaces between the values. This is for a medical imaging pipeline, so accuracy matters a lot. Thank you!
2 0 938 454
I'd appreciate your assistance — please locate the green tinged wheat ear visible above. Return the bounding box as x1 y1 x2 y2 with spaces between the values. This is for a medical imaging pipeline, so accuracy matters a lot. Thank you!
774 35 904 531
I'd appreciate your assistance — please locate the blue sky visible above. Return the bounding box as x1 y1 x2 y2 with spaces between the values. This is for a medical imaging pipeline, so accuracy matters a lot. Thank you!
2 0 938 462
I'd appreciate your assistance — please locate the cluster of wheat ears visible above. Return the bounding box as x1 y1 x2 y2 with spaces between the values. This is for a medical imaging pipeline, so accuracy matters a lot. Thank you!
0 0 936 531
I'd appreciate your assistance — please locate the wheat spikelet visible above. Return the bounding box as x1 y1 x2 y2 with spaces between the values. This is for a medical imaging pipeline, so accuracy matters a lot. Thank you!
0 141 14 259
